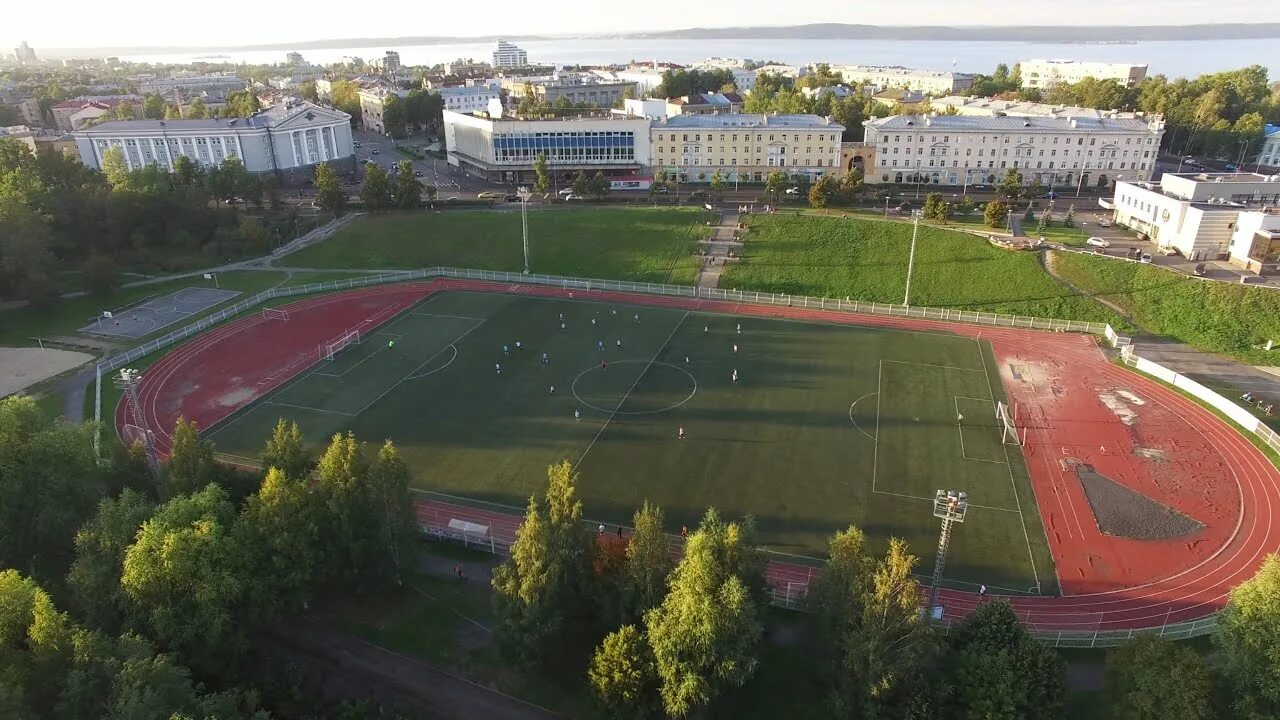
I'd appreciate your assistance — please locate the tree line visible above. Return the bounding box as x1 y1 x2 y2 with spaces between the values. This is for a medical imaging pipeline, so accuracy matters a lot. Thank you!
495 461 1280 720
0 395 419 718
0 137 310 305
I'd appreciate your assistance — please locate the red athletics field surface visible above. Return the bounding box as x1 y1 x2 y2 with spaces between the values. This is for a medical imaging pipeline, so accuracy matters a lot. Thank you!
118 279 1280 633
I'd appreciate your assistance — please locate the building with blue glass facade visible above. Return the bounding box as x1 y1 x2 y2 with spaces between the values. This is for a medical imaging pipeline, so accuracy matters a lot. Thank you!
444 109 651 184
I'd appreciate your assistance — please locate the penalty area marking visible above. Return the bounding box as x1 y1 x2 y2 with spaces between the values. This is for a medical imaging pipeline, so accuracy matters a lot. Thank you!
571 359 698 416
406 344 458 380
848 392 878 441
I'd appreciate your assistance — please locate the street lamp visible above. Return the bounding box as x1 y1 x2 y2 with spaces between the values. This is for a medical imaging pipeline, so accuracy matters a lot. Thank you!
517 186 532 274
903 210 922 307
926 489 969 620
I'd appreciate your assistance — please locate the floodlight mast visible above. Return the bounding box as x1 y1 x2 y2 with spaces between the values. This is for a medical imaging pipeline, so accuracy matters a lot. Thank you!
114 368 160 479
927 489 969 620
518 186 532 274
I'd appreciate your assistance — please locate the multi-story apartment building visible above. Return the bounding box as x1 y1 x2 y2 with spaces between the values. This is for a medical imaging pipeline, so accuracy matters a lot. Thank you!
138 74 246 95
1256 124 1280 169
500 75 636 108
651 114 844 184
358 86 409 134
443 58 491 76
861 114 1165 188
438 85 501 114
443 109 650 184
929 95 1146 120
492 40 528 68
832 65 973 95
72 100 354 184
1020 59 1148 89
1113 173 1280 263
379 51 402 73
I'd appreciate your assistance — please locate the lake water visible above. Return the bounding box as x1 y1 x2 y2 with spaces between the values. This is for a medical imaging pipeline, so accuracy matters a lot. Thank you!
121 37 1280 80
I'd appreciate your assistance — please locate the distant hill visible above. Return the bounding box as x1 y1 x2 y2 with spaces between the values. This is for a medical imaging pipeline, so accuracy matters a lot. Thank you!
37 23 1280 58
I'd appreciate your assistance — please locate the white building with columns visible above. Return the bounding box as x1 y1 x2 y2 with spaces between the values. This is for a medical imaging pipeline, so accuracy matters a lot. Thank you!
72 100 355 184
861 114 1165 189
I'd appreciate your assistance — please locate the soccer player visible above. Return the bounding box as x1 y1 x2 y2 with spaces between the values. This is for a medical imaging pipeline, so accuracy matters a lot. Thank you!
515 340 522 350
736 323 742 334
592 317 597 326
550 385 556 395
703 325 709 333
601 359 608 372
733 344 738 354
388 339 395 348
561 322 566 331
542 352 549 364
684 355 690 365
574 409 581 422
731 369 739 384
503 344 509 356
598 340 604 350
616 339 622 349
677 426 685 440
611 309 617 316
559 312 564 322
495 363 502 374
634 313 640 323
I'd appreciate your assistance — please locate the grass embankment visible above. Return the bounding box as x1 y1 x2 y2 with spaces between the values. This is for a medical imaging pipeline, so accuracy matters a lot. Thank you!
1052 251 1280 365
284 207 714 285
720 214 1122 325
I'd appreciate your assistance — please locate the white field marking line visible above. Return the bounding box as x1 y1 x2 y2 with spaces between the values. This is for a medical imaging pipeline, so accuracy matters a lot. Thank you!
915 575 1043 596
574 310 689 471
263 400 356 416
872 360 883 493
410 585 492 633
881 358 988 373
406 344 458 380
954 396 1007 465
979 341 1043 592
408 488 527 514
323 332 405 379
407 311 485 321
847 392 878 441
351 319 488 417
872 489 1021 513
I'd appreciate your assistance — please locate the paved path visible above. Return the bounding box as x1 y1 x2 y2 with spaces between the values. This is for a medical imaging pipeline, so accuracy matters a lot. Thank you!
694 209 742 289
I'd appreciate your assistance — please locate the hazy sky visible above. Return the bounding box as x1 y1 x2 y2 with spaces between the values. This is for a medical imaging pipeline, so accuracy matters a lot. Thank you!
3 0 1256 51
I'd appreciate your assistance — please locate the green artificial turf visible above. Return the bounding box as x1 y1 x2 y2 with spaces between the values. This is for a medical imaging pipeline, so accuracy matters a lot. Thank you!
719 214 1122 326
284 207 714 285
206 290 1054 593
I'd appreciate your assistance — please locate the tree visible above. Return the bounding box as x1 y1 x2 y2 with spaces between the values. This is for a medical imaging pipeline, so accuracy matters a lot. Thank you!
1107 635 1214 720
1216 553 1280 719
314 162 346 217
587 171 610 200
298 81 318 102
142 94 166 120
1036 212 1050 236
984 198 1009 228
995 168 1024 201
392 160 423 209
172 155 200 187
922 192 944 221
622 501 672 623
222 90 260 119
366 441 417 587
709 171 726 198
532 152 550 195
164 417 217 497
66 490 156 631
262 173 281 213
239 468 321 618
360 163 393 211
838 168 864 203
314 432 370 584
938 601 1067 720
261 418 311 480
164 104 182 120
113 101 137 121
82 252 121 296
120 484 247 670
1063 205 1076 228
955 197 977 216
100 146 130 190
588 625 659 720
571 170 589 197
645 508 764 718
764 170 787 202
808 175 838 208
382 95 407 139
186 98 208 119
492 461 595 666
1024 205 1036 223
0 569 74 714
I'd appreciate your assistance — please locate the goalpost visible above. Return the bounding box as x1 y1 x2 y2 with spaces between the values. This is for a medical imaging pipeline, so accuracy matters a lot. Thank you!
995 400 1022 445
263 308 290 321
319 330 361 361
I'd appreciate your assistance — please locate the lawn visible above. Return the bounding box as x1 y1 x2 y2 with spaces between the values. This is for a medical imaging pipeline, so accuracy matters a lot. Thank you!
1051 251 1280 365
720 214 1122 325
284 207 714 285
206 290 1054 593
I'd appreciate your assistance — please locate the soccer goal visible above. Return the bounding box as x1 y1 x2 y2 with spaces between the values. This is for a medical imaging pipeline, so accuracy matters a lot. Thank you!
319 330 361 361
263 308 290 321
995 400 1022 445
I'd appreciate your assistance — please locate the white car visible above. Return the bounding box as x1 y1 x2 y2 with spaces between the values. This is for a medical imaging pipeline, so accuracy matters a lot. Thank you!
1096 218 1111 228
564 193 584 201
1139 253 1153 263
557 188 574 196
784 187 800 195
1086 236 1110 248
1159 245 1179 256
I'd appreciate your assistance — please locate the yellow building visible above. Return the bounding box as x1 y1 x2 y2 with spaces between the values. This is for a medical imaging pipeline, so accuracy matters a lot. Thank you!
650 114 844 184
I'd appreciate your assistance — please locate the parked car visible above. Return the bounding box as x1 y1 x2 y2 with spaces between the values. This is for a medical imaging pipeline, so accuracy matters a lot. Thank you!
414 171 423 177
1194 263 1208 276
1096 218 1112 228
653 186 669 195
371 149 380 155
1224 163 1238 172
1086 236 1110 248
477 191 503 199
1139 253 1153 263
1158 245 1178 256
564 193 584 201
504 194 520 202
354 141 362 148
1045 191 1060 199
360 158 369 165
557 188 574 196
785 187 800 195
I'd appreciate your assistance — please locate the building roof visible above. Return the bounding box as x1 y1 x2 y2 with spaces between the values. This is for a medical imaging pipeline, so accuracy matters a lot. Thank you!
930 95 1144 120
1265 124 1280 138
864 114 1157 133
657 113 843 130
74 100 349 135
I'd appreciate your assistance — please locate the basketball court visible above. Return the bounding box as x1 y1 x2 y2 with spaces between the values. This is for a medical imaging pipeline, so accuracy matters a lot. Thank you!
81 287 241 339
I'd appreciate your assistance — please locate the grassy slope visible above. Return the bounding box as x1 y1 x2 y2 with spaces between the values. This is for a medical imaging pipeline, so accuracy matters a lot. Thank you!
1052 251 1280 365
720 214 1121 325
285 207 713 284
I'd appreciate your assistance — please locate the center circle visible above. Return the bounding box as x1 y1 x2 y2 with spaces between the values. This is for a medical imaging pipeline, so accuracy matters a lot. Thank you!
571 359 698 415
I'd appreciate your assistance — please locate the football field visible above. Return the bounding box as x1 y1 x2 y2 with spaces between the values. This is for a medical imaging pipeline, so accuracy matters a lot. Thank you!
206 290 1055 593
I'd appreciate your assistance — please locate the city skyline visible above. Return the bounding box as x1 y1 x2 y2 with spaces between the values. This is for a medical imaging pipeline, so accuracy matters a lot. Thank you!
3 0 1266 54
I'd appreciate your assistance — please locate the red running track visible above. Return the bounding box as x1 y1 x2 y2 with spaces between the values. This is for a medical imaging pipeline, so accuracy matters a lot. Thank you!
119 279 1280 633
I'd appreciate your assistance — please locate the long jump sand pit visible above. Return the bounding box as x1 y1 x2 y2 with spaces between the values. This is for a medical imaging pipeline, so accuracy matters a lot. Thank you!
0 347 93 397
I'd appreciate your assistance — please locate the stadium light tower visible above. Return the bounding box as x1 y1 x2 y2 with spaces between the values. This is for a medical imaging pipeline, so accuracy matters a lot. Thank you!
115 368 160 477
903 209 922 307
518 186 532 274
927 489 969 621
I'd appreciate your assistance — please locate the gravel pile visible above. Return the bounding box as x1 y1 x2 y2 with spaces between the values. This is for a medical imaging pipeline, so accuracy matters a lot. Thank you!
1076 466 1204 540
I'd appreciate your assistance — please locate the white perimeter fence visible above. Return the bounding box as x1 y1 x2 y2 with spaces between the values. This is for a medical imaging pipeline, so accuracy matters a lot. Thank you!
91 265 1279 646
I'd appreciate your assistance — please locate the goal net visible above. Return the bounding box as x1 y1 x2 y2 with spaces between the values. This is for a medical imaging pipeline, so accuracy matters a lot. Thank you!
320 330 361 361
263 308 290 321
995 400 1021 445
